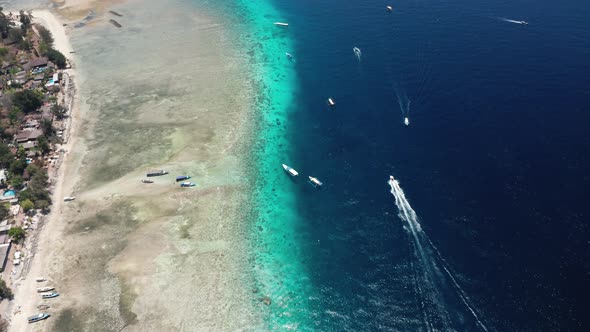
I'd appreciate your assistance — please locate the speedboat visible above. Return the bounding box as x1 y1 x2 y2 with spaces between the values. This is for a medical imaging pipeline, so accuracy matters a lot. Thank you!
286 52 293 60
176 175 191 182
146 170 168 177
274 22 288 27
141 179 154 184
386 6 393 12
404 117 410 126
28 313 50 323
63 196 75 202
520 21 528 25
282 164 299 177
180 182 196 188
308 176 323 187
37 287 55 293
327 98 335 106
353 47 361 56
389 175 394 181
41 292 59 299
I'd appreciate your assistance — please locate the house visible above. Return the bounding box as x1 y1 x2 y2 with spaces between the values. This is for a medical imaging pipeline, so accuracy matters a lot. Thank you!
25 57 48 71
21 141 37 150
15 128 43 143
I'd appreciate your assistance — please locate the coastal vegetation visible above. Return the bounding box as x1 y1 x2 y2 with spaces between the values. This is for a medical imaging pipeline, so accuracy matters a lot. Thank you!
8 226 25 242
0 279 13 300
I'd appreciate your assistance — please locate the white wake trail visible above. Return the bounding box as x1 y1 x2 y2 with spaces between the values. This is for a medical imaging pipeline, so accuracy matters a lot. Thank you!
388 175 489 332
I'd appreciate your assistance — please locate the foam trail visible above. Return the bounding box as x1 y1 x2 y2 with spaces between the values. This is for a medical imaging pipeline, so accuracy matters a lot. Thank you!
353 47 362 62
388 176 489 331
497 17 527 24
393 83 411 125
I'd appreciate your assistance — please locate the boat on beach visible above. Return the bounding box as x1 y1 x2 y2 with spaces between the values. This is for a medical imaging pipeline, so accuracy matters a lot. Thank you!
28 313 50 323
146 170 168 177
328 98 335 106
37 304 50 310
36 277 46 282
308 176 323 187
282 164 299 177
274 22 289 27
176 175 191 182
180 182 196 188
37 287 54 293
141 179 154 184
63 196 75 202
41 292 59 299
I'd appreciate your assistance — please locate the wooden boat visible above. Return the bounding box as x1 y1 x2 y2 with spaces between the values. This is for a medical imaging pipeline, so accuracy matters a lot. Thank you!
282 164 299 177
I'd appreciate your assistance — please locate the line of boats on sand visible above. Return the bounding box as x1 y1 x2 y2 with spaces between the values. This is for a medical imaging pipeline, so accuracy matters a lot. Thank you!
282 164 323 187
27 277 59 324
143 170 195 187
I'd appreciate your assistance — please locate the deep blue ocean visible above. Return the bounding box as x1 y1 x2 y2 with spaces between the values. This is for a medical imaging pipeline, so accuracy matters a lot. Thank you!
250 0 590 330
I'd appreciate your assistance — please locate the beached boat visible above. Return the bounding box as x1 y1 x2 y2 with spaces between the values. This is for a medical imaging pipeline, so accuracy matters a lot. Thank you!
180 182 196 188
308 176 323 187
63 196 75 202
328 98 336 106
282 164 299 177
36 277 46 282
28 313 50 323
274 22 289 27
176 175 191 182
37 304 50 310
146 170 168 177
141 179 154 184
386 6 393 12
41 292 59 299
37 287 54 293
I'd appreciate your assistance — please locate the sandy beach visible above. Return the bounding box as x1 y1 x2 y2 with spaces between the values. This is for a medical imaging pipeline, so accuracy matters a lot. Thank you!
5 0 262 330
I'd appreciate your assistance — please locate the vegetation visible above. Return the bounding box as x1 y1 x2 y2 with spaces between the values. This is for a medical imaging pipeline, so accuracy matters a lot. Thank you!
8 226 25 242
18 166 51 208
12 90 43 114
37 24 54 46
0 47 7 57
0 203 8 220
20 199 34 212
19 10 31 34
45 48 66 69
0 279 13 300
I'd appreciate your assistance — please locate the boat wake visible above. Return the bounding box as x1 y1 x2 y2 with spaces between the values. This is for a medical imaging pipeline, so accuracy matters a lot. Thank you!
394 83 411 126
388 176 488 331
353 47 362 62
497 17 528 25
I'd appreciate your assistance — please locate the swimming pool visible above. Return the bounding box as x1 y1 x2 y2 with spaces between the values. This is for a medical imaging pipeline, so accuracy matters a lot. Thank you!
3 190 15 197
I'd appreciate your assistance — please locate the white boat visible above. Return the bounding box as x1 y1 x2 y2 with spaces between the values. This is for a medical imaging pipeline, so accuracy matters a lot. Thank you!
386 6 393 12
37 287 55 293
36 277 46 282
404 117 410 126
28 313 50 323
308 176 323 187
328 98 335 106
274 22 289 27
286 52 293 59
282 164 299 177
63 196 75 202
353 47 361 56
519 21 528 25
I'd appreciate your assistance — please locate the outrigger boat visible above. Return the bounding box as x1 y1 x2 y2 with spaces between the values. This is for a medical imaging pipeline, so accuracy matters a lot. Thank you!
282 164 299 177
141 179 154 184
274 22 288 27
41 292 59 299
180 182 196 188
308 176 323 187
28 313 50 323
37 287 55 293
146 170 168 177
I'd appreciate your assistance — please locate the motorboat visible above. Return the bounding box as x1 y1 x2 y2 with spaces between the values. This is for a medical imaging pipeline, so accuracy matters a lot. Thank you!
176 175 191 182
37 287 55 293
519 21 528 25
141 179 154 184
404 117 410 126
41 292 59 299
36 277 46 282
308 176 323 187
146 170 168 177
28 313 50 323
282 164 299 177
386 6 393 12
286 52 293 60
328 98 335 106
274 22 288 27
63 196 75 202
180 182 196 188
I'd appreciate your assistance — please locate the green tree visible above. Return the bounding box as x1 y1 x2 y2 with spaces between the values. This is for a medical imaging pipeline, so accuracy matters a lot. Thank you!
19 10 31 33
0 279 13 300
36 24 53 46
37 135 50 155
45 48 66 68
0 47 7 56
41 119 53 136
0 203 9 220
8 157 27 176
12 90 43 113
20 199 34 212
9 175 23 189
7 27 22 43
0 142 13 167
8 226 25 241
35 199 49 212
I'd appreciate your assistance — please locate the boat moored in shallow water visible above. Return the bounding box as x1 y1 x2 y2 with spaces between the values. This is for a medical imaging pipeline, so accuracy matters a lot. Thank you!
274 22 288 27
282 164 299 177
308 176 323 187
180 182 196 188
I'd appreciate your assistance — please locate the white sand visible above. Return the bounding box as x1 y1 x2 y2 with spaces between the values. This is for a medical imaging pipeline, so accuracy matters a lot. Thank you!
32 10 74 56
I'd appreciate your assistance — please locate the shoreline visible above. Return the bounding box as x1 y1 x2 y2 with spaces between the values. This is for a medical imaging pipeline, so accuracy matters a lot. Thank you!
4 9 82 332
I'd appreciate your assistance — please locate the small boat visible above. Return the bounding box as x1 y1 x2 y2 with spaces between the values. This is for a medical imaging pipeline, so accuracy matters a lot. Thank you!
353 47 361 56
63 196 75 202
286 52 293 60
519 21 528 25
37 287 55 293
386 6 393 12
28 313 50 323
404 117 410 126
328 98 336 107
37 304 50 310
176 175 191 182
36 277 46 282
274 22 289 27
389 175 394 181
282 164 299 177
180 182 196 188
141 179 154 184
146 170 168 177
308 176 323 187
41 292 59 299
